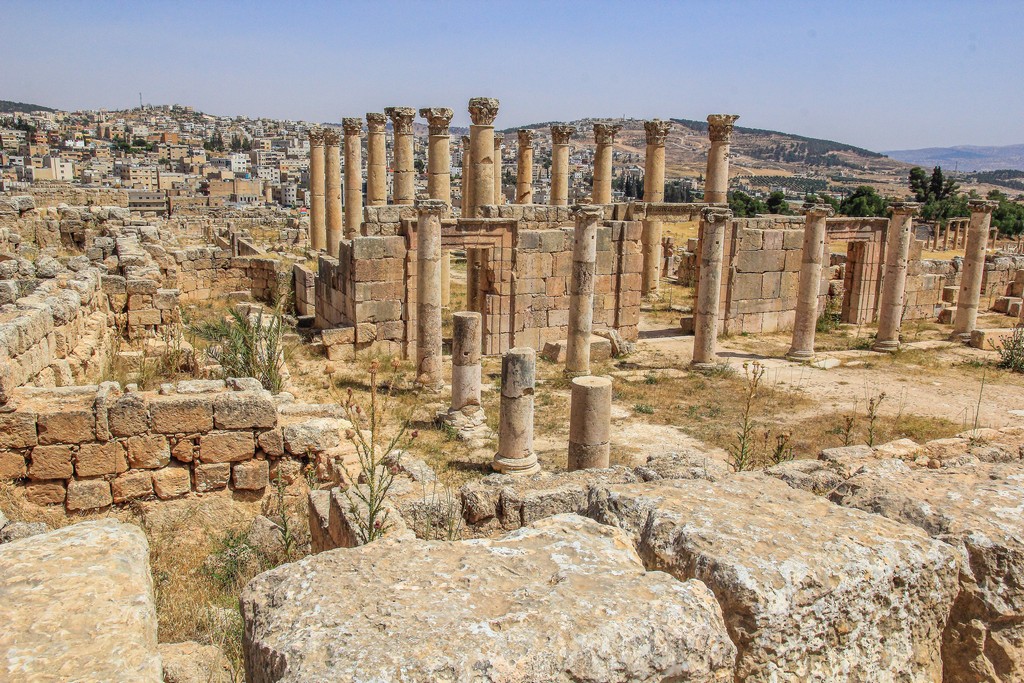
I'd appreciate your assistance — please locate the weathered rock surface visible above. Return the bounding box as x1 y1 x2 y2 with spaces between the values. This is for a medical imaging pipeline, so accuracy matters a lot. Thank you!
0 519 160 682
241 514 737 682
0 520 50 544
587 474 960 682
831 459 1024 682
159 641 233 683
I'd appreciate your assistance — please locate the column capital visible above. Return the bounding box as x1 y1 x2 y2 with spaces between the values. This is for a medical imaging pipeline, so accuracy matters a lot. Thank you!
322 128 340 146
384 107 416 134
461 134 471 147
494 133 504 147
889 201 922 216
341 118 363 135
308 127 325 146
572 204 604 222
551 124 576 145
593 122 623 145
366 112 387 132
517 129 535 146
644 119 673 146
468 97 500 125
415 198 448 215
707 114 740 142
701 206 733 224
418 107 454 136
801 202 835 218
968 198 999 214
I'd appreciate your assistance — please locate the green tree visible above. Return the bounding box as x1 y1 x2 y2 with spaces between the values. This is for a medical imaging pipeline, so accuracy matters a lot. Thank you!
988 190 1024 236
765 191 794 215
839 186 888 217
728 191 768 218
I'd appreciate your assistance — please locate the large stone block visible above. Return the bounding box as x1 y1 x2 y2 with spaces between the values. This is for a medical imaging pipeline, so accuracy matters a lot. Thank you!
76 441 128 477
0 520 160 681
831 459 1024 682
109 393 151 437
152 466 191 500
282 418 342 455
0 412 37 449
0 451 27 480
240 515 736 682
24 480 66 505
126 434 171 469
66 478 113 511
213 391 277 430
37 408 95 445
112 470 154 503
232 459 269 490
29 444 73 480
194 462 231 492
587 474 959 682
199 430 254 463
150 395 213 434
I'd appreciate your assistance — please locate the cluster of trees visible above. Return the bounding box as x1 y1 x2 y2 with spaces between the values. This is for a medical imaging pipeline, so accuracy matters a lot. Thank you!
203 131 251 152
612 174 695 202
989 190 1024 235
111 136 154 153
908 166 969 221
728 190 797 217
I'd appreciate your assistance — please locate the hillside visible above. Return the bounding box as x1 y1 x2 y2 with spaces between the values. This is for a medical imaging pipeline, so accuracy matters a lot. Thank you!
885 144 1024 172
0 99 57 114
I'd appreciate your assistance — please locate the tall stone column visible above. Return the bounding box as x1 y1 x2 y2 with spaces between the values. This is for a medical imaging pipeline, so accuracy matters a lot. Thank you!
873 202 921 352
323 129 342 256
341 118 363 239
516 129 534 204
365 113 387 206
493 133 504 204
419 108 453 204
567 376 612 471
416 199 446 389
642 119 672 296
592 123 622 204
307 128 326 251
566 205 603 376
704 114 739 204
385 107 416 205
952 199 999 340
492 347 540 475
692 206 733 369
468 97 499 217
460 135 472 215
550 124 575 206
449 311 482 416
786 202 836 361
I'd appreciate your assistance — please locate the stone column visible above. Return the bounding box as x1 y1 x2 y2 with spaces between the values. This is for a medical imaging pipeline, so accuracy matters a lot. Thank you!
460 135 472 215
341 118 363 239
419 108 453 204
952 199 999 340
642 119 672 296
516 129 534 204
493 347 540 475
704 114 739 204
692 207 733 369
323 129 342 255
567 376 612 471
365 113 387 206
550 124 575 206
441 251 451 307
450 311 482 415
592 123 622 204
943 220 951 251
307 128 326 251
468 97 499 217
954 219 964 250
385 107 416 205
873 202 921 352
786 202 836 361
493 133 504 204
566 205 603 376
416 199 446 389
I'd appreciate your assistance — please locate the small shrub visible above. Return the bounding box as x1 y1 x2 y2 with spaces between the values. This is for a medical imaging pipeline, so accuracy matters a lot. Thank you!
815 293 842 334
729 361 766 472
992 325 1024 373
633 403 655 415
189 307 288 392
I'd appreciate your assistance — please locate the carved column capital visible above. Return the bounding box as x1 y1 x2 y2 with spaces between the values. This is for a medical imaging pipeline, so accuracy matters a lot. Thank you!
418 107 454 136
593 123 623 145
415 198 448 215
322 129 340 146
308 128 325 146
572 204 604 222
385 107 416 134
802 202 835 218
517 129 535 146
366 113 387 133
551 124 576 145
968 198 999 214
707 114 740 143
494 133 504 149
341 118 363 136
468 97 500 125
889 201 922 216
644 119 673 146
701 206 733 224
461 135 471 148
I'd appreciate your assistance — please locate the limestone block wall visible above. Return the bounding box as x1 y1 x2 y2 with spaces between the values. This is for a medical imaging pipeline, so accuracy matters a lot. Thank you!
293 263 316 317
13 184 129 209
164 248 291 305
0 380 354 513
981 254 1024 299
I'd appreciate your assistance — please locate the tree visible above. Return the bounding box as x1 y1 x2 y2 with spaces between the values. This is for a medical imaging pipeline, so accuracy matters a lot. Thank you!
839 186 888 217
804 193 840 211
729 191 768 218
765 191 794 215
988 190 1024 236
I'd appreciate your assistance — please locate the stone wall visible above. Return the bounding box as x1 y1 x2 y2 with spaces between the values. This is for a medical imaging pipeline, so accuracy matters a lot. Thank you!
7 184 130 209
0 380 353 513
164 247 291 304
293 263 315 317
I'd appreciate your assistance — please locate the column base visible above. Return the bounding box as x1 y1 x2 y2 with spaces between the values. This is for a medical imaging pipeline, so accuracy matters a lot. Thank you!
785 348 815 362
690 360 721 373
436 405 488 437
871 339 900 353
491 453 541 476
949 332 972 345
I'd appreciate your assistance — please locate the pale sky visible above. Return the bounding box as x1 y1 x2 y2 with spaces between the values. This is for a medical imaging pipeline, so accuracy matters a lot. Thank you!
3 0 1021 151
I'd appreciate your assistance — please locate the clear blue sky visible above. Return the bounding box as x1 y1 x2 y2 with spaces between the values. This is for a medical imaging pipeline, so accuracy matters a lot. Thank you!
3 0 1021 151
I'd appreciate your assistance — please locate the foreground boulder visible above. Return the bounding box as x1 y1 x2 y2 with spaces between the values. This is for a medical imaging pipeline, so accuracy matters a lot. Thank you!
587 474 959 682
0 519 160 682
241 514 736 682
832 459 1024 682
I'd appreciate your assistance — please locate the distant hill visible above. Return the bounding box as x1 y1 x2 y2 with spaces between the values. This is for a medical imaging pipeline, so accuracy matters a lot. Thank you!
0 100 57 114
884 144 1024 172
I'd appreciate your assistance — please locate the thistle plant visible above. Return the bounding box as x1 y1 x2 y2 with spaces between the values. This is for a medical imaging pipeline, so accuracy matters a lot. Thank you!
729 361 766 472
